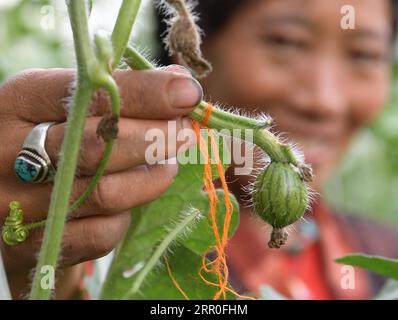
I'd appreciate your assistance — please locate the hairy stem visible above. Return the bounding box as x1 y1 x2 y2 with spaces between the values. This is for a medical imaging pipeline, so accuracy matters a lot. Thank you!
69 140 115 213
29 1 96 300
124 46 154 70
190 102 288 162
71 0 141 212
125 208 201 298
29 1 144 299
70 76 120 213
123 46 304 166
111 0 142 69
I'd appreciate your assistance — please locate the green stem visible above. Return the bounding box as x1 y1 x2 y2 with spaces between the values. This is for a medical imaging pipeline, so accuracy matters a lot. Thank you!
190 102 287 161
70 0 141 212
70 76 121 213
69 0 141 213
111 0 142 69
124 208 201 298
69 140 115 213
25 220 47 231
124 46 154 70
29 1 144 299
100 76 121 114
29 1 96 300
123 46 299 164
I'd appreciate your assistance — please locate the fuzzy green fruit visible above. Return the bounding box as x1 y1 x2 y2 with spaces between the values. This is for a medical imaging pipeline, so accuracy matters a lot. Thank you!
252 161 309 248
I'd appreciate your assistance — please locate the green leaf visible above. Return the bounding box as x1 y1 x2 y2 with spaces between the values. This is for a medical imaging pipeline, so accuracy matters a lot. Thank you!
124 208 203 297
100 134 239 299
335 254 398 280
181 189 239 254
123 244 234 300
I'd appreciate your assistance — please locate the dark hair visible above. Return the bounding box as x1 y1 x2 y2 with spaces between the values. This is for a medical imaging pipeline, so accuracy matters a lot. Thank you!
156 0 398 65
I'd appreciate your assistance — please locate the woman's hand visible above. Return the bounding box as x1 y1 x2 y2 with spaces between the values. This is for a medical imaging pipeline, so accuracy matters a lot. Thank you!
0 65 202 298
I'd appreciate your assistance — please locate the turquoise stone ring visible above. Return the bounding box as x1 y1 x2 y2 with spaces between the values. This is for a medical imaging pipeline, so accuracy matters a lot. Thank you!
14 122 56 183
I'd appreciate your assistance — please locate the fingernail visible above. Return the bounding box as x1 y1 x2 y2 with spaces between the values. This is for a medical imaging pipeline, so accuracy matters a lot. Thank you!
168 77 203 109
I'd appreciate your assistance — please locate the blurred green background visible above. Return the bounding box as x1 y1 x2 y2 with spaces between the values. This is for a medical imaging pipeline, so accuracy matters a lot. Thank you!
1 0 397 227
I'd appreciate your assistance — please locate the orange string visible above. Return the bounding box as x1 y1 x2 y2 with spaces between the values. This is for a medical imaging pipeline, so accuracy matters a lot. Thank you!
208 127 234 299
193 102 247 300
166 102 255 300
164 256 190 300
202 103 214 126
193 120 224 297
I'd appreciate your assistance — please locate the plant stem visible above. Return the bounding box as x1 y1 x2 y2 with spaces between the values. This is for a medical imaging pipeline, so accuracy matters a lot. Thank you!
190 102 288 161
124 46 154 70
69 0 141 212
29 0 144 299
69 0 142 211
69 140 115 212
25 220 47 231
29 1 96 300
125 208 201 298
70 75 120 213
111 0 142 69
70 0 142 212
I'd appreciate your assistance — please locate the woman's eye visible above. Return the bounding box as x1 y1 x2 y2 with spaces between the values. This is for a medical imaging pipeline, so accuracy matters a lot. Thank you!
349 49 384 63
264 34 306 49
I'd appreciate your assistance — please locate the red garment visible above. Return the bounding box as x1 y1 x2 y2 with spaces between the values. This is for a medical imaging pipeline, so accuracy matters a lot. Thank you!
226 200 371 299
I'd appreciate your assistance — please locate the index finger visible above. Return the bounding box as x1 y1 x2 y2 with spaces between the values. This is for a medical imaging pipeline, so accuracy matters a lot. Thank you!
2 66 203 123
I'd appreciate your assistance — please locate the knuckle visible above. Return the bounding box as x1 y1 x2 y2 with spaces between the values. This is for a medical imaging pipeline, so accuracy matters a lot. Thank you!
125 71 166 113
10 69 45 98
14 68 44 85
87 215 129 256
89 175 114 212
151 164 177 195
88 232 114 258
1 69 44 110
129 75 147 112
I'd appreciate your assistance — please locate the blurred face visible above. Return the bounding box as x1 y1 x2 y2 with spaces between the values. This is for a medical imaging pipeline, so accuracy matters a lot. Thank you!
200 0 393 190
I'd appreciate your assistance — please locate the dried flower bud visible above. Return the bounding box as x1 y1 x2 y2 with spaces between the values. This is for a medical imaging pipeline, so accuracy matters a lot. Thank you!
164 0 212 78
96 113 119 143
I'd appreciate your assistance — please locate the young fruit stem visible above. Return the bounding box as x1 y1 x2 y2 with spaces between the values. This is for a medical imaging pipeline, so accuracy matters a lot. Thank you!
123 46 313 179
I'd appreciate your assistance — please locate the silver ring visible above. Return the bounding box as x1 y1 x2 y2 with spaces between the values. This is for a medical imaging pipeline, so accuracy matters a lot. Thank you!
14 122 57 183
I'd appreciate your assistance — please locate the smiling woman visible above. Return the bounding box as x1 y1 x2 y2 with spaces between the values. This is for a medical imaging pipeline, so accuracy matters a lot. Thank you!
156 0 398 299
